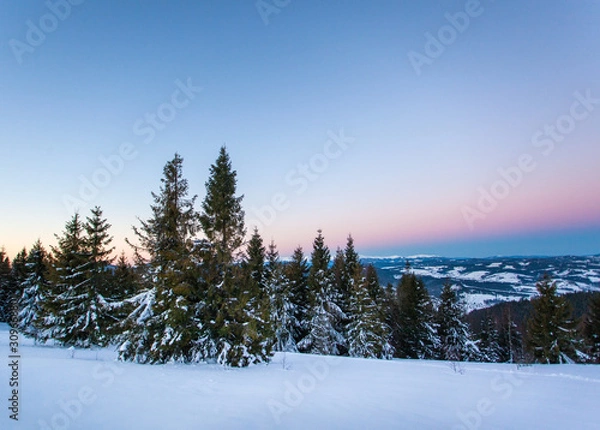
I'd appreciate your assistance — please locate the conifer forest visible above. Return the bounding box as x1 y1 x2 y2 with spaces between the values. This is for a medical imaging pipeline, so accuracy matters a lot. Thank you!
1 148 598 367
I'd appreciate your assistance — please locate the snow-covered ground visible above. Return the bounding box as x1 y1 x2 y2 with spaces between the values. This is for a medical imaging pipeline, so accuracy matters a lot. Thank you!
2 323 599 429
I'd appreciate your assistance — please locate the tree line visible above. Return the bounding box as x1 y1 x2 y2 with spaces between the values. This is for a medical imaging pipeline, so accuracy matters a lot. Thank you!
1 148 599 366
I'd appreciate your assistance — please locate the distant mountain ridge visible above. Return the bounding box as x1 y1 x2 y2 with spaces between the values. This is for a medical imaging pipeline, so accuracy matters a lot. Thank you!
362 255 600 311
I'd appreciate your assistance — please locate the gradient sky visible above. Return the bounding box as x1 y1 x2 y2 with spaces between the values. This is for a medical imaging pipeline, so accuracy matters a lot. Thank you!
1 0 599 260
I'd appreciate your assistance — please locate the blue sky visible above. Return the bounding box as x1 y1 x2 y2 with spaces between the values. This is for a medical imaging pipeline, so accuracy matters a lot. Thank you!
1 0 599 259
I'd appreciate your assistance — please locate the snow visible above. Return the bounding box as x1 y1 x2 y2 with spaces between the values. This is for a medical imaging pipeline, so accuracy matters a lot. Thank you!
359 255 402 260
446 269 488 282
460 292 524 312
406 266 447 279
2 324 599 429
459 271 489 282
461 293 499 311
484 272 521 284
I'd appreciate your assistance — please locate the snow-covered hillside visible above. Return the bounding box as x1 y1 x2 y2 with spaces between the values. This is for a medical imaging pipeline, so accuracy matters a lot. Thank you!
366 255 600 311
2 324 599 429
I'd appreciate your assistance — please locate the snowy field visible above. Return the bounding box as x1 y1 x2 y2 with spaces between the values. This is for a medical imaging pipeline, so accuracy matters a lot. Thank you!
2 324 599 430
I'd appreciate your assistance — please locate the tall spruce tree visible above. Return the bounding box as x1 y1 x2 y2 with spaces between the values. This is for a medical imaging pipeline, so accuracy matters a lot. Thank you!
284 246 310 346
435 282 477 361
347 267 393 359
331 247 350 355
18 240 51 341
84 207 115 296
332 248 348 313
199 146 245 268
45 209 115 347
267 241 298 352
119 154 200 363
236 228 273 364
392 266 438 359
46 214 90 345
298 230 345 355
526 274 579 363
78 206 115 345
340 235 360 325
199 147 272 366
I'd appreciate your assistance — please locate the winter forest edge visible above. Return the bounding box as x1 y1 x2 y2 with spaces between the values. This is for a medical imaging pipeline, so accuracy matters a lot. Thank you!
1 148 599 367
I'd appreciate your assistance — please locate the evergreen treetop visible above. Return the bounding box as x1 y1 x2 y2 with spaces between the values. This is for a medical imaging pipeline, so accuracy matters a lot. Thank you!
200 146 245 267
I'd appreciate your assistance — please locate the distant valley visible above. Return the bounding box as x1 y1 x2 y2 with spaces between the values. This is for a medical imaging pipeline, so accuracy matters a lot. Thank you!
363 255 600 311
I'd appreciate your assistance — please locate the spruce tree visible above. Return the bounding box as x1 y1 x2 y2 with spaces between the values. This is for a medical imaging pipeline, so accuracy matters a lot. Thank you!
364 264 384 308
233 228 273 365
347 268 393 359
119 154 200 363
18 240 51 341
526 274 579 363
10 248 28 317
435 282 477 361
498 307 523 363
79 206 115 345
46 214 90 345
267 241 298 352
284 246 310 346
45 209 115 347
392 266 438 359
298 230 345 355
332 248 348 312
339 235 361 337
199 146 245 268
0 249 12 322
332 235 359 317
477 317 502 363
198 147 272 366
331 247 350 355
583 293 600 363
106 253 140 338
84 207 115 296
383 282 399 343
111 252 139 300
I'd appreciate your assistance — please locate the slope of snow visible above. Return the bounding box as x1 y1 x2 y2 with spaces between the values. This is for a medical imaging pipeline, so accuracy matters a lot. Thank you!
447 269 488 282
410 267 447 279
485 272 522 284
2 324 599 429
460 293 525 312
